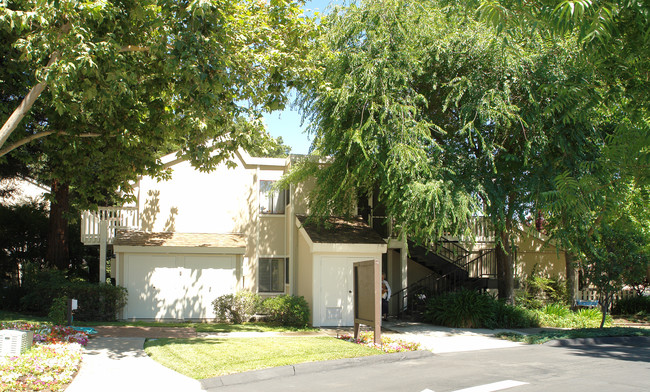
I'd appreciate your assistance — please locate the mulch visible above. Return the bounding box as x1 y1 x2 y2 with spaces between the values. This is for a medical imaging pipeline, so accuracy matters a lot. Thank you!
92 326 197 338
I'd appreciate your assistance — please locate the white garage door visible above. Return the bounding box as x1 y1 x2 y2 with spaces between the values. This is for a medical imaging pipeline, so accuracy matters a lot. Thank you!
125 254 236 319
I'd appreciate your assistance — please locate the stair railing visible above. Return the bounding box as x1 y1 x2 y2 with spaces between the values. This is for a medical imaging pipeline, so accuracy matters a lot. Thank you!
393 248 498 319
432 239 470 268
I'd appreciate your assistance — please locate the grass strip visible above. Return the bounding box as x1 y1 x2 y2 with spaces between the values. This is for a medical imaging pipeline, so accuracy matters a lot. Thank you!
496 327 650 345
144 336 383 379
0 311 315 333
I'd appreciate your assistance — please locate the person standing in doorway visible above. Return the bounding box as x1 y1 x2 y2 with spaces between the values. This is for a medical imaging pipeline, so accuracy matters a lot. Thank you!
382 272 391 321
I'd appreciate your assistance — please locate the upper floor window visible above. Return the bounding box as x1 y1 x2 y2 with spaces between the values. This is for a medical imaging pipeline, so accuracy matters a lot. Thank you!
260 180 286 214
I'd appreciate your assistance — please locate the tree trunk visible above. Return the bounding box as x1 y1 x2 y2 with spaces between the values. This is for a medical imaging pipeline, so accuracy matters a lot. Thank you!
46 179 70 270
599 295 610 329
565 252 578 309
496 229 514 304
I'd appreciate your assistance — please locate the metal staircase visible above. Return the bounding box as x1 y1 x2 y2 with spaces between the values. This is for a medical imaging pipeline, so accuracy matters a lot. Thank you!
393 240 497 319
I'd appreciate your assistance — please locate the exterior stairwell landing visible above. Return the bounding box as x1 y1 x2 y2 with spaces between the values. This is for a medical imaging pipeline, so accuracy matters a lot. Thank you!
393 240 498 319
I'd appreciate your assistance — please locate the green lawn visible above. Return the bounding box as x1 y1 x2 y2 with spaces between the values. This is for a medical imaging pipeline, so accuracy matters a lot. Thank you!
0 310 315 333
496 327 650 344
144 336 383 379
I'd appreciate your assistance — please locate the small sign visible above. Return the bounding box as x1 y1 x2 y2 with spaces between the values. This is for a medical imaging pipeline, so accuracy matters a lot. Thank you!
71 299 78 310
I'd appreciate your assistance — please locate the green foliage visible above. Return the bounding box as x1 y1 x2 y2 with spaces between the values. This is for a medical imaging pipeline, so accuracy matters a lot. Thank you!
0 201 49 285
518 266 569 309
0 200 97 282
532 304 609 328
424 289 539 329
496 327 650 345
212 291 261 324
48 296 68 325
613 295 650 315
19 268 69 314
65 282 128 321
14 268 127 321
261 295 310 328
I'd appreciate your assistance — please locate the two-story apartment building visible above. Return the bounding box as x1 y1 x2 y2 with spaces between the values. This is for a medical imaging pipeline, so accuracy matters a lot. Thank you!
81 148 572 326
81 149 400 326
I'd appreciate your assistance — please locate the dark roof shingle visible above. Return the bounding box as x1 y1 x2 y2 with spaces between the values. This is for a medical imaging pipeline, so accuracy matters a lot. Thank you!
297 215 386 245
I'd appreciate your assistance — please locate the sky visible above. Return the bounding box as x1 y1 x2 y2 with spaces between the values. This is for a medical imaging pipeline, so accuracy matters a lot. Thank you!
262 0 342 155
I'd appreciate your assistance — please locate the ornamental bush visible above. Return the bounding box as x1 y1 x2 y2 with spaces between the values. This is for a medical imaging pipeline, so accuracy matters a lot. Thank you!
212 291 261 324
612 295 650 315
261 295 310 328
64 282 128 321
17 269 127 321
423 289 539 329
48 297 68 325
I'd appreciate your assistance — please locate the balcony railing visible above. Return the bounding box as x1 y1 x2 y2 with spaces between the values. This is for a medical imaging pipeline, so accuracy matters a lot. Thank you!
81 206 140 245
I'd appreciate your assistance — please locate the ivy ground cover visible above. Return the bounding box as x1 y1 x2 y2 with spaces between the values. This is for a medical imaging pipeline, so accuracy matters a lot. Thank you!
1 322 89 392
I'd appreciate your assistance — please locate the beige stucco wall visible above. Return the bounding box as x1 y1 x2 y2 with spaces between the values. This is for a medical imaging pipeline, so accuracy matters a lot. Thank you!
131 151 292 296
290 177 315 216
296 229 314 323
513 231 566 279
258 216 286 256
137 159 254 234
407 258 434 286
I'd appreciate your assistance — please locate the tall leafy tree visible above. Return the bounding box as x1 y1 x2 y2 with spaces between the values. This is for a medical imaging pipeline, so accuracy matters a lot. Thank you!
480 0 650 307
290 0 590 302
0 0 315 271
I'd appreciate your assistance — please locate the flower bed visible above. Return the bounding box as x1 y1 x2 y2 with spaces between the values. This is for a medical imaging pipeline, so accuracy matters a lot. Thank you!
1 322 89 391
1 343 83 391
337 331 421 353
0 322 89 346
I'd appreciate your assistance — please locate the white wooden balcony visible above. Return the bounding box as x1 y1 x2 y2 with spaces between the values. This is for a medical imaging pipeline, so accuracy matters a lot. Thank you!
81 206 140 245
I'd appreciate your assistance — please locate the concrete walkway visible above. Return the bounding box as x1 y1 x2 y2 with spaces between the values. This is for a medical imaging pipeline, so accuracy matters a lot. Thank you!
65 337 204 392
65 322 528 391
381 320 526 353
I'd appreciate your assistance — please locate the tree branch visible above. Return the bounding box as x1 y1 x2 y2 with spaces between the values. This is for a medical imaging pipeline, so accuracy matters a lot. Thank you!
0 51 60 150
0 131 101 158
119 45 150 53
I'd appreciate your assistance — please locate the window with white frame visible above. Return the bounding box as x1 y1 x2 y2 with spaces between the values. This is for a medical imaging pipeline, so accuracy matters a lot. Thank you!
258 258 286 293
259 180 286 214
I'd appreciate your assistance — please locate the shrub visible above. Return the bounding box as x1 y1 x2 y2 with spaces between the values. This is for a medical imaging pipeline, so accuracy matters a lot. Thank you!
16 269 127 321
518 265 568 309
612 295 650 315
532 304 609 328
493 300 539 328
0 285 26 311
424 289 497 328
424 289 539 329
19 269 68 314
48 297 68 325
212 291 261 324
261 295 310 327
64 282 128 321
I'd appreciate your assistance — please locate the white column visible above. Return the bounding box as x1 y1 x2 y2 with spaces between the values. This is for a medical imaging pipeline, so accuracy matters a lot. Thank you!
99 221 108 283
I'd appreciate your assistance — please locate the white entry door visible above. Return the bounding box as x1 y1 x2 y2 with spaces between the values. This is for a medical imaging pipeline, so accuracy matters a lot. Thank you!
318 256 359 327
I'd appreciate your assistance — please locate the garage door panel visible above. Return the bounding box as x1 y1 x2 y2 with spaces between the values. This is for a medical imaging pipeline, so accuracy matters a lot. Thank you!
126 255 181 319
183 256 236 319
124 253 237 320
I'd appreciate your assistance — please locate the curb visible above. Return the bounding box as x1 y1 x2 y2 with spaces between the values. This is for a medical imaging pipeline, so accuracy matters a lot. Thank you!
200 349 433 390
545 336 650 347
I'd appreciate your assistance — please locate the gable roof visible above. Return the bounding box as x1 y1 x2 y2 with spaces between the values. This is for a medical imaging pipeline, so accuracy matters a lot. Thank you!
113 231 247 254
296 215 386 245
